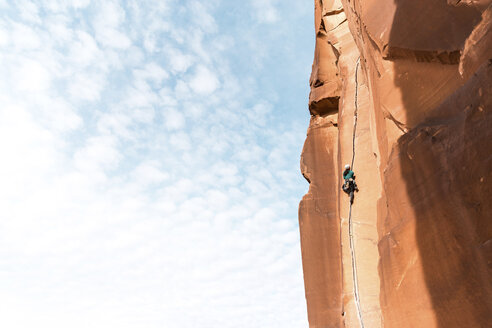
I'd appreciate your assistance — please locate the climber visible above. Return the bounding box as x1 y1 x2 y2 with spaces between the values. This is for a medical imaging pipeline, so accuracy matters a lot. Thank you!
342 164 359 203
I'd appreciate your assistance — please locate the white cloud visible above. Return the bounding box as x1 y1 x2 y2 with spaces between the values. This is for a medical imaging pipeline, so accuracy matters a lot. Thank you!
36 95 83 132
185 102 205 117
17 0 41 24
68 72 106 101
96 27 132 49
68 31 101 67
93 1 132 49
11 22 42 49
164 107 186 130
165 47 194 74
169 131 192 150
73 135 121 173
131 160 169 186
158 87 178 106
133 62 169 83
15 59 52 91
71 0 91 9
0 26 8 46
189 65 219 95
247 102 272 127
41 0 91 13
133 106 156 124
174 79 191 99
47 20 74 43
124 82 160 108
251 0 279 23
97 112 133 138
189 1 218 34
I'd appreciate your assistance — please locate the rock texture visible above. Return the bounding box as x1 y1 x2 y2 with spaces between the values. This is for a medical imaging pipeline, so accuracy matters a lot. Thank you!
299 1 492 327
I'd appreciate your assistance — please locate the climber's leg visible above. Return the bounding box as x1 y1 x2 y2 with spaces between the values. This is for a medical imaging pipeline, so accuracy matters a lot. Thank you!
342 182 350 194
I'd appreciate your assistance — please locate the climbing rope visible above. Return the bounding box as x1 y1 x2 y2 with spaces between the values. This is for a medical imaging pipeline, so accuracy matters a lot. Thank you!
348 57 365 328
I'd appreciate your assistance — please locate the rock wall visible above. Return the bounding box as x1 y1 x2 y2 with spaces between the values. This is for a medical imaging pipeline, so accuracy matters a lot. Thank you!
298 1 492 327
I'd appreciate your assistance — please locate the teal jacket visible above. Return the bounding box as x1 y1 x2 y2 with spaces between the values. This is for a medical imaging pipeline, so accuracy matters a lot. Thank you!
343 169 354 181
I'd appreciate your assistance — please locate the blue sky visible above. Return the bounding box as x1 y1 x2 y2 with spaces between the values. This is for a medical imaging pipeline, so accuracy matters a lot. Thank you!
0 1 313 327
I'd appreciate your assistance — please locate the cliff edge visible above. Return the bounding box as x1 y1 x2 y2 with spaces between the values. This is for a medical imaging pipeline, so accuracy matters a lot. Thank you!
299 1 492 327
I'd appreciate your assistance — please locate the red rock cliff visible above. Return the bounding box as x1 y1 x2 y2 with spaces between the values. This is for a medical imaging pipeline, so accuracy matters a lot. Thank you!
298 1 492 327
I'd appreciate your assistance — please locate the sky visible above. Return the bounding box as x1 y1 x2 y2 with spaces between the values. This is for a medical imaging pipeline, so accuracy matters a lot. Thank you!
0 1 314 327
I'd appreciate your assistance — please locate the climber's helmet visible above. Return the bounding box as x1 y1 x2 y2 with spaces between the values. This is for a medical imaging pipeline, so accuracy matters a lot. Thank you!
345 164 350 170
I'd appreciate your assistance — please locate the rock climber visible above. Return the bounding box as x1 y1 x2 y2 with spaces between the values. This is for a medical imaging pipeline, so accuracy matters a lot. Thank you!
342 164 359 203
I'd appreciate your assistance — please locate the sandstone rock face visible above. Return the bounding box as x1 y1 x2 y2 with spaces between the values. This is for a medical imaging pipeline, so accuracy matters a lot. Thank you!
299 1 492 327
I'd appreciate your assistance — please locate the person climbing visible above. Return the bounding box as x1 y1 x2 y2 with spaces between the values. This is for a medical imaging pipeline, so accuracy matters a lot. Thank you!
342 164 359 203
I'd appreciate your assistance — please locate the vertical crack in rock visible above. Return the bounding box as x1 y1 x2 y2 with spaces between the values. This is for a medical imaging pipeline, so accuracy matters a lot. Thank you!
348 57 365 328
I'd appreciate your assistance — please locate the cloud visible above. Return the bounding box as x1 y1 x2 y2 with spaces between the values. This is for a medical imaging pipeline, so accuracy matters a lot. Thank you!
73 135 121 173
163 107 186 130
15 59 52 91
92 1 132 49
36 95 83 132
189 1 218 34
251 0 280 23
169 131 192 150
0 26 8 46
166 47 194 74
188 65 219 95
131 160 169 186
68 72 106 101
71 0 91 9
10 22 42 49
68 31 101 67
133 62 169 84
16 0 42 24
